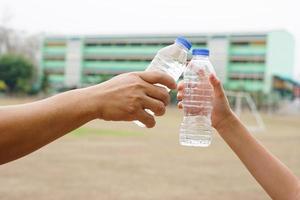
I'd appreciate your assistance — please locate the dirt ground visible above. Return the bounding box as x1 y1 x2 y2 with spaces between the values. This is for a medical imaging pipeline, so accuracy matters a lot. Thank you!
0 97 300 200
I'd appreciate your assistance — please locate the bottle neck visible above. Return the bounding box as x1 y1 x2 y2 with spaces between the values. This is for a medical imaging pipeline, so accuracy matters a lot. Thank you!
174 42 189 52
192 55 209 60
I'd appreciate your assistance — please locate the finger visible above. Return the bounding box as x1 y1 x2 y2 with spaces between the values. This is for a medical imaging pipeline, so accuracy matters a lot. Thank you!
177 102 206 114
137 71 176 90
142 96 166 116
177 80 184 91
177 101 183 109
209 74 225 98
145 84 170 106
136 110 156 128
177 91 183 101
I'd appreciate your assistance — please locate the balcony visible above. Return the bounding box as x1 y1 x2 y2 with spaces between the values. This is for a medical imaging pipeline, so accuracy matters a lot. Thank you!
43 47 66 55
226 80 264 92
228 63 265 74
43 61 65 69
48 74 64 84
83 45 164 56
229 45 266 56
83 61 149 73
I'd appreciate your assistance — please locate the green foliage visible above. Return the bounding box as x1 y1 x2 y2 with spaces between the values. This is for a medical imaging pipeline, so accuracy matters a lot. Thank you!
0 80 6 91
41 72 50 92
0 54 34 93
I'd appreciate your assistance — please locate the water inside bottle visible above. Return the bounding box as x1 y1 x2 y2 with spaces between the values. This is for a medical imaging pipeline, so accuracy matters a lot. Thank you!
179 72 214 147
179 115 212 147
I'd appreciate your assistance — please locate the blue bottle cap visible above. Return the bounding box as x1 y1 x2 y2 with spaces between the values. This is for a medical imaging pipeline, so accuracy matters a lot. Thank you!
175 36 192 50
192 49 209 56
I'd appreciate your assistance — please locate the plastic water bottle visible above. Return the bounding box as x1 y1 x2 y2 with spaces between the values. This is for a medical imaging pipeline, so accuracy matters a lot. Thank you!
134 36 192 127
179 49 215 147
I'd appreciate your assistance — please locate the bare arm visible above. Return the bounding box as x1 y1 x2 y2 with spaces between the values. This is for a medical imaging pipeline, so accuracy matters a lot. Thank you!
0 71 176 164
0 88 94 164
216 114 300 200
177 75 300 200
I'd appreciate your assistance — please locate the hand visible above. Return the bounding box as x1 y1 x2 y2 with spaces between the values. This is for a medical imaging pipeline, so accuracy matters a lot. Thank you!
177 73 234 131
87 71 176 128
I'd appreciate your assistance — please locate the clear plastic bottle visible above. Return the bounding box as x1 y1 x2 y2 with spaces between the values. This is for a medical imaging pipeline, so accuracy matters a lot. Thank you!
134 36 192 127
179 49 215 147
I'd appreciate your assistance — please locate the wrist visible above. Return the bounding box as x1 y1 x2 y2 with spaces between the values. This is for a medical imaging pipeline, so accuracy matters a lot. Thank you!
77 86 103 121
214 111 238 133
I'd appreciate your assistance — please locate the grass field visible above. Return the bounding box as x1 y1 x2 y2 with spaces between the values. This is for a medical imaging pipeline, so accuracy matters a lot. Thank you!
0 97 300 200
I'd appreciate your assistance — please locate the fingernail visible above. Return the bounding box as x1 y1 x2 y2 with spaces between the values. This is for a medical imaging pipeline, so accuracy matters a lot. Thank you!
212 75 218 81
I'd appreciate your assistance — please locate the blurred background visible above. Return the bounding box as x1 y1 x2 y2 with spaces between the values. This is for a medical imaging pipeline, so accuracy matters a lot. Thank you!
0 0 299 199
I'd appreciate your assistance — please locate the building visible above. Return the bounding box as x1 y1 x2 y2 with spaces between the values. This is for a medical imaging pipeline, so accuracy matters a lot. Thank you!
41 30 295 97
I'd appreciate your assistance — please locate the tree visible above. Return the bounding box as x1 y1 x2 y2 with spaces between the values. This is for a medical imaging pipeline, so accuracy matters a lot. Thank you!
0 54 34 93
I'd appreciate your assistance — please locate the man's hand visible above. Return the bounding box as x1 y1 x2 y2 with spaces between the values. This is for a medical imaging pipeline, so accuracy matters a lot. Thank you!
86 71 176 128
0 71 175 164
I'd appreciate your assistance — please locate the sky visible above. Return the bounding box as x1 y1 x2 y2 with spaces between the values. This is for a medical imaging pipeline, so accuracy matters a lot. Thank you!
0 0 299 79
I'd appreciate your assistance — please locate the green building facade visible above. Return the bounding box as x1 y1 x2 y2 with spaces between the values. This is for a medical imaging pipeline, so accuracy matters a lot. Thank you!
41 30 295 96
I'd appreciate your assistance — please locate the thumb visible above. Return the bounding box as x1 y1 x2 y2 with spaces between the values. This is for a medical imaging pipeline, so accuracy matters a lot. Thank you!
209 74 225 98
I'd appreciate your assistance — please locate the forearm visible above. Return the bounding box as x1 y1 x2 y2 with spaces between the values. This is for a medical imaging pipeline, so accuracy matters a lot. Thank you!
0 87 97 164
216 114 300 200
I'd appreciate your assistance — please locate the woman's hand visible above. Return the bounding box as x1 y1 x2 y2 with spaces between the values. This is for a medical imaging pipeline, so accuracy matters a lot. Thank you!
177 73 234 131
178 73 300 200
